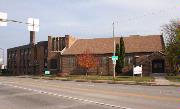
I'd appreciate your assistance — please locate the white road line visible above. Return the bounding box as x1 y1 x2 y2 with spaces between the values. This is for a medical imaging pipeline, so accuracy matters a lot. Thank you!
42 91 48 94
2 83 133 109
8 82 15 83
47 92 53 95
52 93 57 96
72 97 78 100
28 88 33 91
13 86 18 88
68 96 73 99
88 85 94 87
34 80 40 82
58 94 62 97
17 86 23 89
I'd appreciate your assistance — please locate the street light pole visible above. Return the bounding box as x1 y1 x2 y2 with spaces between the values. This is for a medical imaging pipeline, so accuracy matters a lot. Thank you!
112 22 116 79
0 48 4 67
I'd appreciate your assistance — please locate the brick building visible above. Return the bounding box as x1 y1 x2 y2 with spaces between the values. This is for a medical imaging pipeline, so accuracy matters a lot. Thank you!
7 32 76 75
7 33 166 76
61 35 166 76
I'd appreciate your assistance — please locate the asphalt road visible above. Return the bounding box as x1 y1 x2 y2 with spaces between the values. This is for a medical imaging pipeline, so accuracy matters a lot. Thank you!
0 76 179 109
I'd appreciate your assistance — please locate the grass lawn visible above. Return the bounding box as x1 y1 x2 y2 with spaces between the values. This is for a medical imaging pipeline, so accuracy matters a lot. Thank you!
165 75 180 82
57 75 154 82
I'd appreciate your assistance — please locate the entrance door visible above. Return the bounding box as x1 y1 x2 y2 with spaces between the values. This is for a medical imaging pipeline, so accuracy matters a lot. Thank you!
152 60 164 73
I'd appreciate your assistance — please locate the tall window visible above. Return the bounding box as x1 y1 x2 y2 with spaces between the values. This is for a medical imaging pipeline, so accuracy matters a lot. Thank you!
8 53 11 59
56 37 59 51
14 50 17 57
14 61 17 68
44 47 48 56
23 60 25 68
50 59 57 69
20 50 23 56
12 52 14 58
68 57 76 67
52 38 55 51
10 51 12 58
100 57 107 67
62 38 65 49
27 60 30 67
125 56 133 65
23 50 25 57
27 48 31 56
44 59 48 68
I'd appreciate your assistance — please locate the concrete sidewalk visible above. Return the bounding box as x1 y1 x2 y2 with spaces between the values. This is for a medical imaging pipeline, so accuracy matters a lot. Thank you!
14 75 180 86
154 76 180 86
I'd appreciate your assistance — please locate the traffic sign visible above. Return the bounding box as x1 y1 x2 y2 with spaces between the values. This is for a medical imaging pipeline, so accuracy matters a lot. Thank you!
112 56 118 61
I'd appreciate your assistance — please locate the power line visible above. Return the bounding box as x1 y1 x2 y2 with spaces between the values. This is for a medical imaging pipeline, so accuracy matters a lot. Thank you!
120 5 179 23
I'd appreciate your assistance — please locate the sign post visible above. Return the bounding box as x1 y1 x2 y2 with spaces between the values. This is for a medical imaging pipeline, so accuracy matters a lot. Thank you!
111 56 118 78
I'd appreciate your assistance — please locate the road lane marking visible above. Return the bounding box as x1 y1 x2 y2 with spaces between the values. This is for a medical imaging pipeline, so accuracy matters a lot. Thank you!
10 80 179 102
2 79 179 102
28 88 32 91
1 83 133 109
88 84 94 87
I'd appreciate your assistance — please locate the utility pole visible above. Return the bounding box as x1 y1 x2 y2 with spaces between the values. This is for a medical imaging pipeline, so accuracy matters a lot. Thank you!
113 22 116 79
0 48 4 68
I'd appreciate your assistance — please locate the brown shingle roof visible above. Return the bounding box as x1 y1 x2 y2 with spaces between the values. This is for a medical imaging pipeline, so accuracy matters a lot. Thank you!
62 35 164 55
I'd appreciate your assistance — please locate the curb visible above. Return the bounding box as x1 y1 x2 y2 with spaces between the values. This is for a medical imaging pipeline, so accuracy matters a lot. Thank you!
28 76 179 86
172 85 180 87
91 80 109 83
75 79 89 82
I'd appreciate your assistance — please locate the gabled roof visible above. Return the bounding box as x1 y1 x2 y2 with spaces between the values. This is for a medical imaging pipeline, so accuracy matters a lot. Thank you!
137 51 165 64
62 35 164 55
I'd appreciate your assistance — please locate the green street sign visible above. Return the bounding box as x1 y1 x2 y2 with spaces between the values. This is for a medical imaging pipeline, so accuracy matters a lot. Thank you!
112 56 118 61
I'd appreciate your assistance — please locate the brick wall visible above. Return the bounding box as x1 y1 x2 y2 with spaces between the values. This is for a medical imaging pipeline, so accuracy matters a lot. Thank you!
61 54 113 76
47 35 77 75
7 45 35 75
36 41 48 75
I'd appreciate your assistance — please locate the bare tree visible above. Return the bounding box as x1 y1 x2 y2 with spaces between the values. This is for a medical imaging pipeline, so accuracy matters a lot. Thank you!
162 19 180 45
162 19 180 75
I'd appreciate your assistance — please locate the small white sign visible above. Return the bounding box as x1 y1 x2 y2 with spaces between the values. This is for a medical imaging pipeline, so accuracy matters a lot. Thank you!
1 64 4 69
27 18 39 32
0 12 7 26
133 65 142 76
112 60 116 65
45 70 50 75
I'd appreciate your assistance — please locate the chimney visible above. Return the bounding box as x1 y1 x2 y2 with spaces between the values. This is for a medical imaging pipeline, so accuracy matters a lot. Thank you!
65 35 70 48
65 35 76 48
30 31 35 45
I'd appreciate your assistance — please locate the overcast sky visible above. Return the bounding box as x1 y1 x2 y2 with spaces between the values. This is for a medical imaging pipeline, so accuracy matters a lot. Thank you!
0 0 180 63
